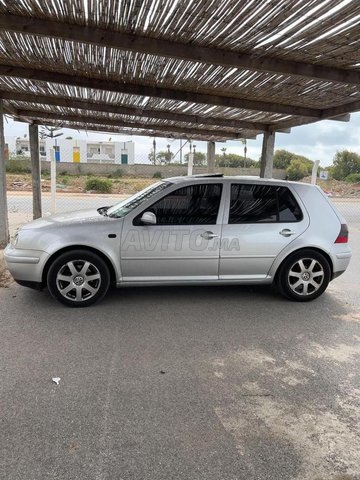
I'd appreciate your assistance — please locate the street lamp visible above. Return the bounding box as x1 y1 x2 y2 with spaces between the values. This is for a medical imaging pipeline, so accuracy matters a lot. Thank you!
153 138 157 165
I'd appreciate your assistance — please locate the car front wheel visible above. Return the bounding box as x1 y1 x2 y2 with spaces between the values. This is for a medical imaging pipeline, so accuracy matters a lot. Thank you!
277 250 331 302
47 250 110 307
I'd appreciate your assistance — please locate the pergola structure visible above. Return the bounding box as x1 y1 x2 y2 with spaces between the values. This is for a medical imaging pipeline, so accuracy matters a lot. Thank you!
1 0 360 246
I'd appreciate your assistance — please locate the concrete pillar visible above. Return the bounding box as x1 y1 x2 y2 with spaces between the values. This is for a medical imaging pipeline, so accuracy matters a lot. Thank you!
29 123 42 219
0 99 9 248
311 160 320 185
260 131 275 178
207 141 215 173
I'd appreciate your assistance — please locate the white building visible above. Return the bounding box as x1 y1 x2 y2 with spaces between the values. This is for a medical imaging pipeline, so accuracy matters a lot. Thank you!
16 138 46 158
15 137 135 164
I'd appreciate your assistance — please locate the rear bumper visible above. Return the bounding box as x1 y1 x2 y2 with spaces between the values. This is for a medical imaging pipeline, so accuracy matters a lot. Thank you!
331 249 352 280
4 244 50 284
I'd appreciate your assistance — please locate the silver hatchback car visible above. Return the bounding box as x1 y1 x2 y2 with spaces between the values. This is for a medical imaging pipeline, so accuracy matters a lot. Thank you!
5 175 351 307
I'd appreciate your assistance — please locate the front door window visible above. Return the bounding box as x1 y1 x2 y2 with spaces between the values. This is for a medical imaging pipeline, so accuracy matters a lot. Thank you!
134 183 223 225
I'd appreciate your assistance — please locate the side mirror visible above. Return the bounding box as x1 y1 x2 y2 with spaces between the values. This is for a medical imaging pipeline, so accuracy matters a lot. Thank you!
140 211 157 225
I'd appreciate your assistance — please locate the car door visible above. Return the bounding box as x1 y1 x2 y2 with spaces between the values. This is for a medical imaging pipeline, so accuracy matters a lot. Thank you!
219 183 309 280
120 182 224 282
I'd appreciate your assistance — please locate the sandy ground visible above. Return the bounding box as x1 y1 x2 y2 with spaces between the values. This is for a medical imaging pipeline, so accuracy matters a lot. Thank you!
0 250 12 288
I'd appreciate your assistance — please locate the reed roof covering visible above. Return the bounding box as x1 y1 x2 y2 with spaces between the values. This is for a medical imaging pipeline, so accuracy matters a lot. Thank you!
0 0 359 140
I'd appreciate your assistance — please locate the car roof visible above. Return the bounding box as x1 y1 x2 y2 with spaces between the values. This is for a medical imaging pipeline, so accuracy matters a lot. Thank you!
164 174 311 188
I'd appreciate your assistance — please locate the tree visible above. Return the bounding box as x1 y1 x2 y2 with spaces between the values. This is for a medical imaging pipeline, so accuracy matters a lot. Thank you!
184 151 206 166
273 149 295 169
215 153 257 168
286 159 308 181
40 125 63 141
148 149 174 165
148 150 156 165
156 150 174 165
273 149 314 174
332 150 360 180
240 138 247 166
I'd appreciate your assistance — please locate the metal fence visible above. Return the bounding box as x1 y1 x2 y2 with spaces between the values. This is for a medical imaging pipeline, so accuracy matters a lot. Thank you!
5 156 360 234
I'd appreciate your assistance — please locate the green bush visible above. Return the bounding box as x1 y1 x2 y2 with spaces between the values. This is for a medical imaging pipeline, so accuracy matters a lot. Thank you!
108 168 123 179
345 173 360 183
286 159 308 181
153 171 162 178
273 149 314 173
85 177 112 193
59 175 69 185
6 161 31 174
332 150 360 180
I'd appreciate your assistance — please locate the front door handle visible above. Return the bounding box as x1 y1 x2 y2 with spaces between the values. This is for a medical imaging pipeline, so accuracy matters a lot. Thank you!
279 229 296 237
200 231 219 240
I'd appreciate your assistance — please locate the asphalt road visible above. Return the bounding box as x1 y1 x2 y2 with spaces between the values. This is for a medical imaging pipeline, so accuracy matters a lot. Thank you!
1 230 359 480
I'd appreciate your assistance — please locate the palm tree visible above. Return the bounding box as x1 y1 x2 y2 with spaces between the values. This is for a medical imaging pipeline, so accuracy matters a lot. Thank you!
240 139 247 167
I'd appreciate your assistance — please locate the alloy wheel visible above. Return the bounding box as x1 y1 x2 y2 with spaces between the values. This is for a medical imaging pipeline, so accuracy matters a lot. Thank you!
288 258 324 296
56 260 101 302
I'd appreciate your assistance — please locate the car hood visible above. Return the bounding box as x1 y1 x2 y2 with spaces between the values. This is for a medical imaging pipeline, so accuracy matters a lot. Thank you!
20 209 115 230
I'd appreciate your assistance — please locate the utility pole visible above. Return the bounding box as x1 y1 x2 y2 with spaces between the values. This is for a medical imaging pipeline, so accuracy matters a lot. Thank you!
187 140 194 176
153 138 157 165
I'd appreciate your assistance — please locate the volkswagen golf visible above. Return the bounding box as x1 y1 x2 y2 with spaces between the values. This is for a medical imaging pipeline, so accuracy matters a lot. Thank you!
4 175 351 307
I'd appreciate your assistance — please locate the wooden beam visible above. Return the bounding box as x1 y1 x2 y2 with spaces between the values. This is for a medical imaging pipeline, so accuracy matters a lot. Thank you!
0 99 9 247
329 114 351 122
16 108 254 140
29 123 42 219
321 101 360 120
0 89 268 132
19 118 231 142
207 142 216 174
1 13 360 86
0 63 321 118
2 100 17 116
13 116 233 142
269 112 352 132
260 132 275 179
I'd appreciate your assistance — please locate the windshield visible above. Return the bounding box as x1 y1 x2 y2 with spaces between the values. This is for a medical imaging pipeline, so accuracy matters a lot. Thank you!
107 181 172 218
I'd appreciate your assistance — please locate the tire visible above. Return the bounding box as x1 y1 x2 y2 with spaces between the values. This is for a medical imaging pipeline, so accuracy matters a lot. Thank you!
47 249 110 307
277 249 331 302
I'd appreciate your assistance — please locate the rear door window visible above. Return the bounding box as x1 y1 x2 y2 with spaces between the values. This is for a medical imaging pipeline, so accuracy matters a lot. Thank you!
229 184 302 223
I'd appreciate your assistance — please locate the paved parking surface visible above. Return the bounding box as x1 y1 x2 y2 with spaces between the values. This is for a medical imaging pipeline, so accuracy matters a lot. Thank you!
1 229 359 480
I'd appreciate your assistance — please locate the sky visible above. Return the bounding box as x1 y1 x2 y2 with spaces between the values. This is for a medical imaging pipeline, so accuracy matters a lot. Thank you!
4 111 360 167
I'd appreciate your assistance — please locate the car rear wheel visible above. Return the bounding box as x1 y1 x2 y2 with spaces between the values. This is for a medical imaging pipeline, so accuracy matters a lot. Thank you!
47 250 110 307
277 250 331 302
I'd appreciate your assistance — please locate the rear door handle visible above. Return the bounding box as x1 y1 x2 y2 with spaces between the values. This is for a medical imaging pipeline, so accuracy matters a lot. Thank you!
200 231 219 240
279 229 296 237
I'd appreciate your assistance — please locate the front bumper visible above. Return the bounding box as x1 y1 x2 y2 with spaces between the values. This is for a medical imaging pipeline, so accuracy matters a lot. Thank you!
4 244 50 284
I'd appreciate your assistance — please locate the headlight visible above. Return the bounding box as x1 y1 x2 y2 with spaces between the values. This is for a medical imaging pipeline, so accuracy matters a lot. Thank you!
11 232 19 247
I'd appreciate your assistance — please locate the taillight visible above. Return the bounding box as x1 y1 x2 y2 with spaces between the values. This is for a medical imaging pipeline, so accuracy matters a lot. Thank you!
335 223 348 244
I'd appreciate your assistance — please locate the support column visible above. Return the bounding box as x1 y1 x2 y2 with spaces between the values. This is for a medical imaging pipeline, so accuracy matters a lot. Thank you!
29 123 42 219
260 132 275 178
0 99 9 248
207 141 215 173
